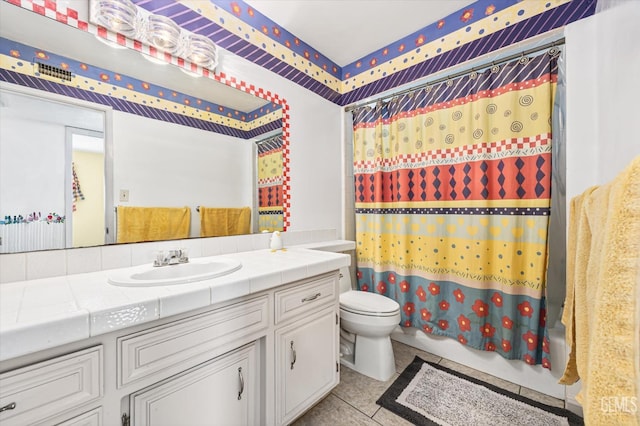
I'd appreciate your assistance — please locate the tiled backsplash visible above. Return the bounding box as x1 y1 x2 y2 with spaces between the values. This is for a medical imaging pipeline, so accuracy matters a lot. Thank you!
0 229 338 284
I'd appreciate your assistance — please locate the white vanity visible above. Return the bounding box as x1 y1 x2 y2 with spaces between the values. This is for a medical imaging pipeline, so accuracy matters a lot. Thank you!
0 245 351 426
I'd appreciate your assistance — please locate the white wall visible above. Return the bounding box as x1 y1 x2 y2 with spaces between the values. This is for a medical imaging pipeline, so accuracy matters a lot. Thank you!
216 50 344 235
0 116 66 216
112 111 254 238
0 90 104 219
566 1 640 200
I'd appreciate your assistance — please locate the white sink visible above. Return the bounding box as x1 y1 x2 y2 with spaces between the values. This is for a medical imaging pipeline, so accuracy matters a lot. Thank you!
108 259 242 287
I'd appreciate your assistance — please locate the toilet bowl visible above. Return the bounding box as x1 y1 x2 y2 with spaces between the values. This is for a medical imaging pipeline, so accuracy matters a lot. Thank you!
338 267 401 382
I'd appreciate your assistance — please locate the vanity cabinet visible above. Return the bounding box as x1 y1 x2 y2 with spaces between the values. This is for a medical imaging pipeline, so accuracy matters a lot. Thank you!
274 275 339 425
0 270 342 426
129 343 258 426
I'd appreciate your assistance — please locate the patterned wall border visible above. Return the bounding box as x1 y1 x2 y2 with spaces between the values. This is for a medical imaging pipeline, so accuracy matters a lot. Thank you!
0 38 282 134
338 0 595 105
133 0 594 106
3 0 291 230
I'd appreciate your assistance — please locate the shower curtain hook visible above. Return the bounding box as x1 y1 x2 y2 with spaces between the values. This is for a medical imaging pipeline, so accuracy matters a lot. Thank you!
518 53 529 65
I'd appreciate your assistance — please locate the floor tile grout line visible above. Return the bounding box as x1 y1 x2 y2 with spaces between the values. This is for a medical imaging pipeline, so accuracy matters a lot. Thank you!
330 389 385 422
370 406 384 423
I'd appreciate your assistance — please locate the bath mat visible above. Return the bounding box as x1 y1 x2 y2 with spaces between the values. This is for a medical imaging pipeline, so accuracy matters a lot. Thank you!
377 356 584 426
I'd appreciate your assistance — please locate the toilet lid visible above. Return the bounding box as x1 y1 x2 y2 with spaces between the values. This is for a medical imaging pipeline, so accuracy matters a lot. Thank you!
340 291 400 316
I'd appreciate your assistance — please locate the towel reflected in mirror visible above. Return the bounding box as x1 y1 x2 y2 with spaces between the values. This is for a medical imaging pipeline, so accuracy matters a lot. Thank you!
116 206 191 243
199 207 251 237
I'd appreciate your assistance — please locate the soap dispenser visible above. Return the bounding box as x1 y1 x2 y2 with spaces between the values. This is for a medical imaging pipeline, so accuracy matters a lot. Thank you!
270 231 283 251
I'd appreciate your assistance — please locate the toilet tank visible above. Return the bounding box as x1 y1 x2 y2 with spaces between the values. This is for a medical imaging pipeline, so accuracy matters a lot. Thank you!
339 267 353 293
302 240 356 293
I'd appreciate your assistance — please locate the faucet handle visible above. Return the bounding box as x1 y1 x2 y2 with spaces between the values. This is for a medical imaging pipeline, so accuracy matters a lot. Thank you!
178 248 189 263
153 250 165 267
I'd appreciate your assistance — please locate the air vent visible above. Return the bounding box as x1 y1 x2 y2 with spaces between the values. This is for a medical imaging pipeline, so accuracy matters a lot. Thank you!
35 62 73 81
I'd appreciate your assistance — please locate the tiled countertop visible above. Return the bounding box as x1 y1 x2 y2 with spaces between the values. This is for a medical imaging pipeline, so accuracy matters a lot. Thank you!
0 242 354 362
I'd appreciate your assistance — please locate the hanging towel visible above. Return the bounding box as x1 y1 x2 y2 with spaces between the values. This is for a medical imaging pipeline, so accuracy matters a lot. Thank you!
72 162 85 212
199 207 251 237
116 206 190 243
559 184 598 385
559 156 640 425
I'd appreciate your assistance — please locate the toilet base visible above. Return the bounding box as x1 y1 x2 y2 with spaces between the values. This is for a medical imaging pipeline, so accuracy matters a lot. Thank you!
339 334 396 382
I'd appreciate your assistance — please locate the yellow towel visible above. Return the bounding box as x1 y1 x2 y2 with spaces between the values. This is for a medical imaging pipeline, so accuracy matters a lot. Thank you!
560 156 640 425
116 206 190 243
560 185 598 385
200 207 251 237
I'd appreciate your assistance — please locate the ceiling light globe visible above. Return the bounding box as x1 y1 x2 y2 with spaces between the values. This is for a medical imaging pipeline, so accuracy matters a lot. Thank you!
144 14 183 55
184 34 218 70
90 0 141 39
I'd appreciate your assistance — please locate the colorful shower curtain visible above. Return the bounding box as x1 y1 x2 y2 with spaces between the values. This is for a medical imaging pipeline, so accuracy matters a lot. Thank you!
257 134 284 232
352 53 557 368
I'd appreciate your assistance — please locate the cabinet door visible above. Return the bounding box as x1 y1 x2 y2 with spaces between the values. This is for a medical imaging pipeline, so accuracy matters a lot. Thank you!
130 343 257 426
276 307 338 425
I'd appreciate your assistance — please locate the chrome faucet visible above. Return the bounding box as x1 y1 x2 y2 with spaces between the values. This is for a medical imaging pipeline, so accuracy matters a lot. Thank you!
153 249 189 267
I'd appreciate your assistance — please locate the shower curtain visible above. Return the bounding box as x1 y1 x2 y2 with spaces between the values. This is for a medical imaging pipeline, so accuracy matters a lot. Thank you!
352 53 557 368
257 134 284 232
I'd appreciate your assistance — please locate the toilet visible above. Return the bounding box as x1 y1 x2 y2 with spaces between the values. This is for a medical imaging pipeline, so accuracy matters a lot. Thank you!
338 267 401 381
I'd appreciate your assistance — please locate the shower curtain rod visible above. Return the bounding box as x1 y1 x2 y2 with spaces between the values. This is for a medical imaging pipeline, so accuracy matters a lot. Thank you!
344 37 565 113
255 132 282 145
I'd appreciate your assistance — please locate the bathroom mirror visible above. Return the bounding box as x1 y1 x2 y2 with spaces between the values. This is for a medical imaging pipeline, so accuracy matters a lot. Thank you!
0 1 286 253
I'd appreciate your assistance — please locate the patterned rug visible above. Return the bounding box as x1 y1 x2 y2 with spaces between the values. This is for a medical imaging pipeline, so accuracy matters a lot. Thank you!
377 356 584 426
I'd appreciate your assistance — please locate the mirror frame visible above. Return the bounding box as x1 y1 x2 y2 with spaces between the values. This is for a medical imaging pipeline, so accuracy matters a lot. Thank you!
2 0 291 238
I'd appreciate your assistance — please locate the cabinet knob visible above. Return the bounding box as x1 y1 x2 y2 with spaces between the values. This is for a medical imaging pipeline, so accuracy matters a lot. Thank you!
0 402 16 413
290 340 297 370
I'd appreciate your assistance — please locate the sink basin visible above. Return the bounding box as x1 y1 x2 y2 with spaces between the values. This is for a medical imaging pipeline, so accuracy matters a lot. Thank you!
108 259 242 287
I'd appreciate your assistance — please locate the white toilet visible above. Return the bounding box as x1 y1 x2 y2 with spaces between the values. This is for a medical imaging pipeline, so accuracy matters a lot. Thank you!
338 267 401 381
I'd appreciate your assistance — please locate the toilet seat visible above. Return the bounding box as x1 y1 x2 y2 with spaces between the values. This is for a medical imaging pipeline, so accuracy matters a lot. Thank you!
340 290 400 317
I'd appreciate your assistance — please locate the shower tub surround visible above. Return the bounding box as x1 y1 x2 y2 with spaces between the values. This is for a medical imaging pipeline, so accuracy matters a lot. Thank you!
0 230 352 426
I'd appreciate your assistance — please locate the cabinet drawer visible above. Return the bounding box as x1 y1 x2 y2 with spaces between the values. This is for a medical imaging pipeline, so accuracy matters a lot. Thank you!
118 295 268 387
56 407 102 426
0 346 103 426
275 274 337 324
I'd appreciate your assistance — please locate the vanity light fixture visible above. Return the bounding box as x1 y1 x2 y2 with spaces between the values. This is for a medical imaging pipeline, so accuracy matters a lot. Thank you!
182 34 218 69
144 14 182 55
89 0 218 70
90 0 141 39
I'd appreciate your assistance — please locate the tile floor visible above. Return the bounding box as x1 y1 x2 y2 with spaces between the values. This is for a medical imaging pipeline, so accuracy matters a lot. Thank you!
292 340 566 425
